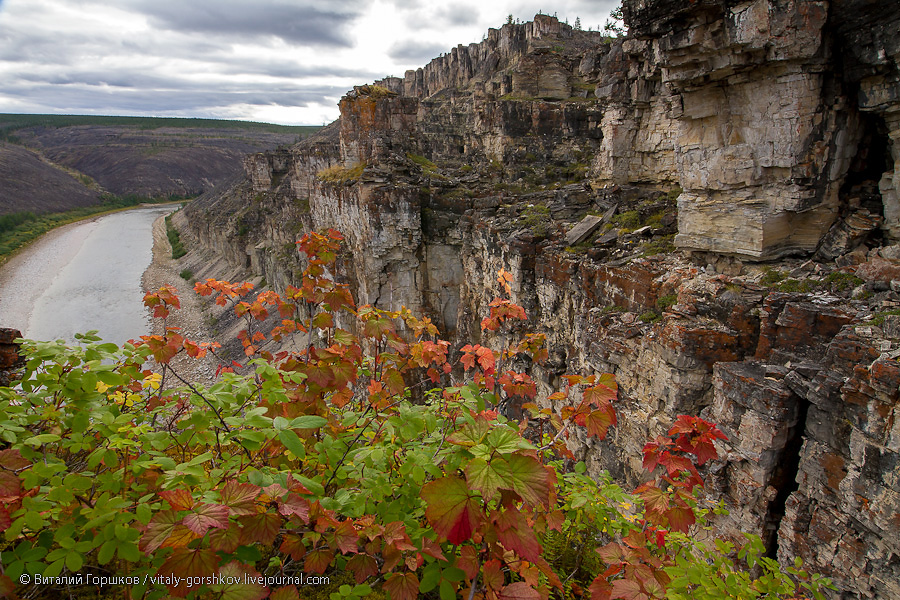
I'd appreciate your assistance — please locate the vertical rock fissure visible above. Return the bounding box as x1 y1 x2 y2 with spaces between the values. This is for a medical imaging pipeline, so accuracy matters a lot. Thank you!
763 394 810 559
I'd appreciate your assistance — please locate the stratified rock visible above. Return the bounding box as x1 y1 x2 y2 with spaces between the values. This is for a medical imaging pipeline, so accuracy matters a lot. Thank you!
178 6 900 597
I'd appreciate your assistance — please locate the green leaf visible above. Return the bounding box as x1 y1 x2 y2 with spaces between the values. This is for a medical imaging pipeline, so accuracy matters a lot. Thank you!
289 415 328 429
420 476 481 544
485 426 526 454
446 418 490 447
279 430 306 458
465 457 512 501
97 540 116 565
504 453 554 507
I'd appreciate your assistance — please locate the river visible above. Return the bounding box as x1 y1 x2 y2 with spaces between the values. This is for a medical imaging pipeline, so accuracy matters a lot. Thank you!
0 205 176 346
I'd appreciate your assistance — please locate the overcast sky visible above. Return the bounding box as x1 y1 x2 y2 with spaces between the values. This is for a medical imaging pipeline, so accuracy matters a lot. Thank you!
0 0 620 125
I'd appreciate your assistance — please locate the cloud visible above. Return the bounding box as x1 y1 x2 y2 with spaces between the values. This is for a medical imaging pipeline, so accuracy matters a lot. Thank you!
388 40 449 63
2 77 347 115
128 0 364 48
435 5 480 27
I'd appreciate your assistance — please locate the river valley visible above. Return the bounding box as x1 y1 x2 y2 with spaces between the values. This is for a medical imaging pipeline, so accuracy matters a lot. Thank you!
0 205 175 345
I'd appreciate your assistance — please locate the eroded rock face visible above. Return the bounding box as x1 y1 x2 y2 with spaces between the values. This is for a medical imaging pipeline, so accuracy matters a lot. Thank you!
179 7 900 598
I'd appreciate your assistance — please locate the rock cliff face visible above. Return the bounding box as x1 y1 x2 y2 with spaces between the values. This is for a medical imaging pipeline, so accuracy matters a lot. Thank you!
178 4 900 598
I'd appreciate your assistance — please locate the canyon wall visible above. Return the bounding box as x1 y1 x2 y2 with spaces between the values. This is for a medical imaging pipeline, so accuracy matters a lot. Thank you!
178 3 900 598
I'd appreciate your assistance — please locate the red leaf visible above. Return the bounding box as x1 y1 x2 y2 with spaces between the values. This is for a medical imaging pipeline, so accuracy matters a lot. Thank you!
635 483 669 517
328 520 359 554
584 405 617 440
483 559 504 591
0 449 30 471
182 503 230 536
210 562 268 600
665 504 696 533
610 579 649 600
159 488 194 511
589 575 613 600
457 545 479 581
239 512 282 545
420 476 482 544
347 553 379 583
304 548 334 574
583 382 617 406
209 525 243 553
140 509 199 554
278 494 311 523
383 521 417 551
496 508 541 562
157 548 218 597
0 472 21 501
219 481 261 516
270 586 301 600
279 534 307 561
504 453 555 507
499 582 541 600
383 572 419 600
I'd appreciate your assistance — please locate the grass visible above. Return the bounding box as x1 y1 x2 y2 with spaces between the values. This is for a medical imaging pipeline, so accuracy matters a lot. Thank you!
640 235 676 257
639 310 662 323
520 204 551 237
317 162 366 185
870 309 900 326
760 268 864 294
165 214 186 259
179 269 193 281
610 210 641 232
657 294 677 311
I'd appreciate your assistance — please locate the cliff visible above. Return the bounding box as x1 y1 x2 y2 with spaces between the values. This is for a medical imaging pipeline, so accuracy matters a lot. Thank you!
177 4 900 598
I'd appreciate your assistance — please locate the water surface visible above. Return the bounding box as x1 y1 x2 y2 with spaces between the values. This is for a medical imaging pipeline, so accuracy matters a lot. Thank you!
0 205 174 345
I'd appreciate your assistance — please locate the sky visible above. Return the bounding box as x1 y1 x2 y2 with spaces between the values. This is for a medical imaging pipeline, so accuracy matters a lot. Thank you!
0 0 620 125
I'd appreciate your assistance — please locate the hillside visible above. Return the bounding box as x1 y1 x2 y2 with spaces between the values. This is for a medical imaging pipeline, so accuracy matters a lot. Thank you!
173 4 900 598
0 141 101 214
0 114 318 215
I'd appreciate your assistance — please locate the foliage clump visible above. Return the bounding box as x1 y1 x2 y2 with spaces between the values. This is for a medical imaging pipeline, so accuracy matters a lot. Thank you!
0 231 833 600
520 203 551 237
317 162 366 185
165 213 186 259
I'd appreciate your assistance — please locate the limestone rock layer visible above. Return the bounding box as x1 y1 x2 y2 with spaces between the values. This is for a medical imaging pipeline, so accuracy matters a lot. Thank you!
179 3 900 598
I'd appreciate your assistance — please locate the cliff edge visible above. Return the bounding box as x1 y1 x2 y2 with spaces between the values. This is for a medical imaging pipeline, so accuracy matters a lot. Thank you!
177 4 900 598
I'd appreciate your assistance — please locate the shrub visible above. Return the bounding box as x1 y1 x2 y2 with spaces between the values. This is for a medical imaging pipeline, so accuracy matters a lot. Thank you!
611 210 640 231
656 294 677 311
165 214 186 259
0 231 833 600
520 203 551 237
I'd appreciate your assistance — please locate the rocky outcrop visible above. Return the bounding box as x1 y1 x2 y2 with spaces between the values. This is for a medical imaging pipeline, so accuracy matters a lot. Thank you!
178 5 900 598
0 328 22 386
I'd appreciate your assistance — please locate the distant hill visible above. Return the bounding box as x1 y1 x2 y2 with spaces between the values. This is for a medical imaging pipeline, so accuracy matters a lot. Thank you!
0 141 102 215
0 114 320 215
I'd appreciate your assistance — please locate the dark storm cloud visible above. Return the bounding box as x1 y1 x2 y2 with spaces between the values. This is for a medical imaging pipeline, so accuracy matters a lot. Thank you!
387 40 448 63
128 0 364 48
